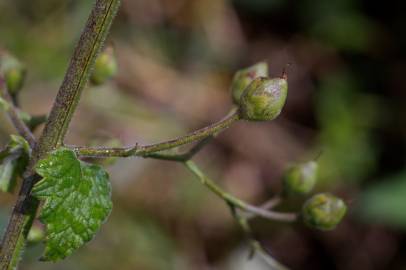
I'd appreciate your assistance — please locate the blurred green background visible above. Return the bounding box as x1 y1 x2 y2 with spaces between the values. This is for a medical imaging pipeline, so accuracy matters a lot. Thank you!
1 0 406 269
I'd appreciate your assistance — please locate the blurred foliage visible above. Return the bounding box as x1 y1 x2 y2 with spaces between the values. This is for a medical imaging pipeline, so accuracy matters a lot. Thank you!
357 172 406 228
0 0 406 269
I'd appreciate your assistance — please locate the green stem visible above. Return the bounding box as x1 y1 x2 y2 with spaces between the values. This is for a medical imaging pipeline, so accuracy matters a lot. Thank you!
71 111 240 158
143 136 213 161
184 160 297 222
0 77 36 148
0 1 121 269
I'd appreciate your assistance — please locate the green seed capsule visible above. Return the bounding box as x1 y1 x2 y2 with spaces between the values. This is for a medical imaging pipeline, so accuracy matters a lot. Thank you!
0 52 26 94
283 161 318 195
230 62 268 105
239 76 288 121
91 46 118 86
302 193 347 231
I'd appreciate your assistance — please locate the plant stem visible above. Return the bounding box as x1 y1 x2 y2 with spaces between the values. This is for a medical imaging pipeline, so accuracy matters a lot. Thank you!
229 205 289 270
143 135 213 161
184 160 297 222
0 77 36 148
71 111 240 158
0 1 121 268
245 195 283 220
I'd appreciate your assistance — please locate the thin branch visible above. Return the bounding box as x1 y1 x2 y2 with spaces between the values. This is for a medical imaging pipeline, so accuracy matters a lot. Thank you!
184 160 297 223
229 205 290 270
245 195 283 220
143 135 213 161
0 1 121 268
71 111 240 158
0 76 36 148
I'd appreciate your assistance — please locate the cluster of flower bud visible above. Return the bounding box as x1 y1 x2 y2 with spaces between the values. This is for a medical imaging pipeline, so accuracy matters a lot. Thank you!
230 63 346 231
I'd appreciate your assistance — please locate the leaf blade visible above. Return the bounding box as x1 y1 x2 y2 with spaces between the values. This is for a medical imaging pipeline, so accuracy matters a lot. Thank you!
32 148 112 261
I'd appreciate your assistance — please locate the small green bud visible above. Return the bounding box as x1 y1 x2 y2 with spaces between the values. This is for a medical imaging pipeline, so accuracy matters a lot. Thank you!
0 52 26 94
283 161 318 195
302 193 347 231
239 76 288 121
27 225 45 243
230 62 268 105
91 46 118 86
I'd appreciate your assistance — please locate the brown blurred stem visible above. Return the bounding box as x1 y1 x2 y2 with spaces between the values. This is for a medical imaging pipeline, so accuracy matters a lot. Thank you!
0 76 36 148
0 0 121 269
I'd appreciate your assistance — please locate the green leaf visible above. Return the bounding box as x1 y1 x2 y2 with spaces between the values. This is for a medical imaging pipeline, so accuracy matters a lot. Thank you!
356 172 406 228
0 135 30 193
32 147 112 261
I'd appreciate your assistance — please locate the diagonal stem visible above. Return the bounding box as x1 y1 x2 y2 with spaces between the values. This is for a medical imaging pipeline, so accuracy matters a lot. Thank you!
0 1 121 269
184 160 297 223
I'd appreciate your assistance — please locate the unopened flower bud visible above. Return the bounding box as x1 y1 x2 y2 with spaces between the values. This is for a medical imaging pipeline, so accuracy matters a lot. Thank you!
0 52 26 94
27 225 45 243
239 76 287 121
283 161 318 195
302 193 347 231
91 46 118 86
230 62 268 105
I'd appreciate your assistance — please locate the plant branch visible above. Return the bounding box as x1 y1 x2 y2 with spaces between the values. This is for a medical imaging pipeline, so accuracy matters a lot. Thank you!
0 1 121 268
245 195 283 220
142 135 213 161
184 160 297 223
71 111 240 158
0 76 36 148
229 205 289 270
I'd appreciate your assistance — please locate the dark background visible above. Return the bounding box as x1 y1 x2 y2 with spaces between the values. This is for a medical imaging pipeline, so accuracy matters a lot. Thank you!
1 0 406 269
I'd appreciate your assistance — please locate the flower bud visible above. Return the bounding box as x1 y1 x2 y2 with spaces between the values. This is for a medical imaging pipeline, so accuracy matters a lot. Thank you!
230 62 268 105
27 225 45 243
302 193 347 231
283 161 318 195
0 52 26 94
239 76 287 121
91 46 118 86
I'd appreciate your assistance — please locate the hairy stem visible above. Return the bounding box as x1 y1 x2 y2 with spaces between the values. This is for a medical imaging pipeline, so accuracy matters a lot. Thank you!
71 111 240 158
0 77 36 148
184 161 297 222
0 1 121 268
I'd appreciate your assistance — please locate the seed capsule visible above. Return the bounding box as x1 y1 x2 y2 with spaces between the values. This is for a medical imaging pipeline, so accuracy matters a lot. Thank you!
230 62 268 105
302 193 347 231
91 46 118 86
283 161 318 195
239 76 288 121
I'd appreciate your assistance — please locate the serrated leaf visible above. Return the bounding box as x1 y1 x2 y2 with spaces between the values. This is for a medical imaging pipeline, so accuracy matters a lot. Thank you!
32 147 112 261
0 135 30 193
